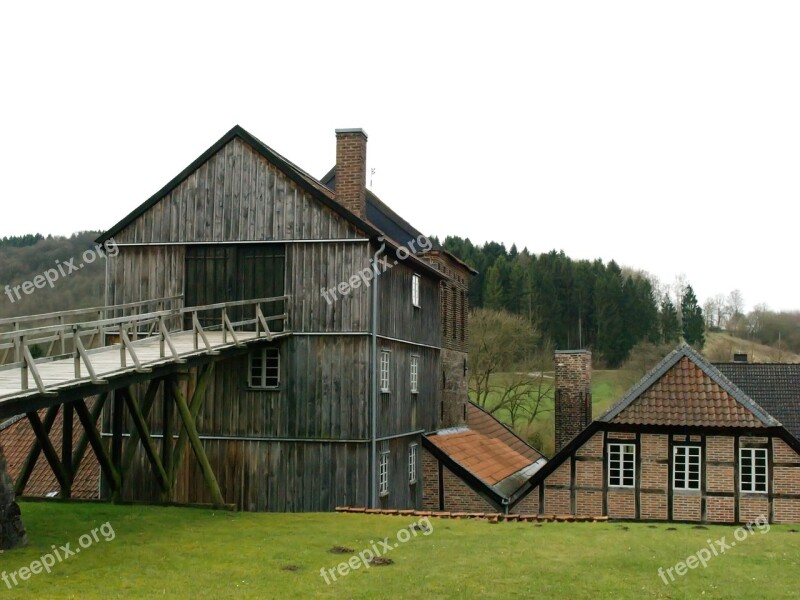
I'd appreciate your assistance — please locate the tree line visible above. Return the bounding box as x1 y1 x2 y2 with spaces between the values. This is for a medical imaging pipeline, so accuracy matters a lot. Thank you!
435 237 706 367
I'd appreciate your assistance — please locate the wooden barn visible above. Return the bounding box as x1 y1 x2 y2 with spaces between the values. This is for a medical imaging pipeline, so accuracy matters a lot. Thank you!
86 125 478 511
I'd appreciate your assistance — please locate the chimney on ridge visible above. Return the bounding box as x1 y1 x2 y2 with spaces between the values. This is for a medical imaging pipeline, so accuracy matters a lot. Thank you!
335 128 368 219
554 350 593 453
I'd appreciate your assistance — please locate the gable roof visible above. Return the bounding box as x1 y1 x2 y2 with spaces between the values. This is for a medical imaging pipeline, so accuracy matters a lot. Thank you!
599 343 779 428
321 167 478 276
714 363 800 440
98 125 381 244
467 402 544 462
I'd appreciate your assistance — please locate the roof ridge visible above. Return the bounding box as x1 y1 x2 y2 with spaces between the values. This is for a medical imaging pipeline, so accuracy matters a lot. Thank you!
600 343 780 427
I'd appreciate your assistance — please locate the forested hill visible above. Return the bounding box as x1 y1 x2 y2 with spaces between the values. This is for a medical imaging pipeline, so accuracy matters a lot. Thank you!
0 232 106 319
436 236 698 367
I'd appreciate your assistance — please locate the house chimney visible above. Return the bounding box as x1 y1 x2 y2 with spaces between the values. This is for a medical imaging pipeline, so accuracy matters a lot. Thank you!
554 350 592 453
335 128 368 219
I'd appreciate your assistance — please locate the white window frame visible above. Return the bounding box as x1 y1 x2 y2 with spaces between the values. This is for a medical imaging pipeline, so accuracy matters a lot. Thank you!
248 347 280 389
608 443 636 488
379 442 390 497
380 351 391 393
412 274 420 308
673 445 701 491
408 443 418 484
740 447 768 494
410 355 419 394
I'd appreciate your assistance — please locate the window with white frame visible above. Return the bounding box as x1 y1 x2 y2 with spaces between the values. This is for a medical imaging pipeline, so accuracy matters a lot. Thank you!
380 351 391 393
379 441 390 496
412 274 420 308
408 443 418 484
740 447 768 493
410 355 419 394
608 443 635 487
249 347 280 389
673 445 701 490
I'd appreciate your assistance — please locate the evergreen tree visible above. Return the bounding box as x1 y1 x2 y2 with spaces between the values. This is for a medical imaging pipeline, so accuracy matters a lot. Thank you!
681 285 706 348
660 294 681 344
483 263 505 310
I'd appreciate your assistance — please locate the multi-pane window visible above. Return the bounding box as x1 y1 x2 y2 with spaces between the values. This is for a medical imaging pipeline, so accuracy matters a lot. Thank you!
412 274 420 308
410 355 419 394
740 448 768 493
379 441 390 496
380 351 391 393
249 347 280 389
409 443 418 484
608 443 635 488
673 445 701 490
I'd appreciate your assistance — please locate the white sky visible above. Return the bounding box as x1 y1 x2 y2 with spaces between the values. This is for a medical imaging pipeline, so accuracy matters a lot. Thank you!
1 1 798 311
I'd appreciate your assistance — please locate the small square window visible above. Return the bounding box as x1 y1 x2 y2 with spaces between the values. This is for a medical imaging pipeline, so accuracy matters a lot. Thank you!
412 274 420 308
249 347 280 389
410 355 419 394
409 443 418 484
380 351 391 393
740 447 768 494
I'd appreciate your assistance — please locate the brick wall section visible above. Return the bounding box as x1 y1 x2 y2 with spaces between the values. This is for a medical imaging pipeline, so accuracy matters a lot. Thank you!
706 436 733 461
707 496 734 523
544 488 571 515
335 129 367 218
554 351 592 452
515 490 539 514
607 489 635 519
576 490 603 517
640 434 668 493
442 466 495 512
440 349 468 428
575 460 602 488
640 492 667 520
547 459 571 487
739 496 769 523
421 449 439 510
673 494 701 521
576 432 603 458
774 439 800 464
773 499 800 523
706 464 734 494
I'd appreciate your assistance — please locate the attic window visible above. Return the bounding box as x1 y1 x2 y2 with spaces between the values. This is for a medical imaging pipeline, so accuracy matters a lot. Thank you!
608 443 635 488
412 274 420 308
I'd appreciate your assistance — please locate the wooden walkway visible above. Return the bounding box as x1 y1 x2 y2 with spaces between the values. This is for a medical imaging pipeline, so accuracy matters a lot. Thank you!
0 296 290 417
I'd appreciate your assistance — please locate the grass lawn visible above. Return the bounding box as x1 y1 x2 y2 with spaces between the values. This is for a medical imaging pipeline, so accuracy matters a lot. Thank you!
4 502 800 599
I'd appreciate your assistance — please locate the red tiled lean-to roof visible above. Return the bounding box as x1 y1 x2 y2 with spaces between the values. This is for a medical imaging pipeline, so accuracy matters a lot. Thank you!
0 401 100 499
467 402 544 463
425 430 534 485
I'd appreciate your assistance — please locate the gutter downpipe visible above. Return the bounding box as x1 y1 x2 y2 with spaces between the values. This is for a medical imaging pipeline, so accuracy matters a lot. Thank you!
369 237 385 508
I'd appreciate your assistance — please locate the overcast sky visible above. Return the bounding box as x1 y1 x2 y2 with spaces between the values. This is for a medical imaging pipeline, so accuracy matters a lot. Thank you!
1 2 798 311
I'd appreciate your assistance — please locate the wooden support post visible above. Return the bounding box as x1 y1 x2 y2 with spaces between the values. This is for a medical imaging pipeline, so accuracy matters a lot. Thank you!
111 391 124 500
121 380 160 474
74 398 122 495
71 394 108 477
170 364 214 487
26 410 70 493
120 387 170 494
162 376 175 488
61 402 74 498
15 404 60 495
170 370 224 507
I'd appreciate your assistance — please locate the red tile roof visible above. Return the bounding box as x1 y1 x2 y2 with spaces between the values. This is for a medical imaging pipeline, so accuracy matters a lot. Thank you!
611 356 766 428
426 430 534 485
0 402 100 499
467 403 545 462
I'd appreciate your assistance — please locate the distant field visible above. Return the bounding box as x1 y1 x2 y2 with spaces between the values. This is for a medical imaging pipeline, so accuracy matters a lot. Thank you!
7 502 799 599
704 332 800 363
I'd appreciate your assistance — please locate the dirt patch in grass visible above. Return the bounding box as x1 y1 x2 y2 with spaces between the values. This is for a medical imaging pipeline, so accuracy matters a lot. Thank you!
329 546 354 554
368 557 394 566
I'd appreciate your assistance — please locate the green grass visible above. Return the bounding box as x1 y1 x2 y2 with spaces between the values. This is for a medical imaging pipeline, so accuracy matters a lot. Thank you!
5 502 800 599
473 369 641 456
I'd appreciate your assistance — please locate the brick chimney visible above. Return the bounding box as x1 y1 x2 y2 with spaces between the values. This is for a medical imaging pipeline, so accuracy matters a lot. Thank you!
335 128 368 219
554 350 592 453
